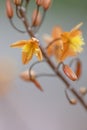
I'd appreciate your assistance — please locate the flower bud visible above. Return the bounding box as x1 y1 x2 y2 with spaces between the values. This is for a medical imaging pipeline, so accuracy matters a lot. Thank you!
79 87 87 95
36 0 43 6
75 60 82 79
70 98 77 105
6 0 13 19
20 70 43 92
42 0 51 10
32 9 41 26
13 0 21 5
63 64 77 81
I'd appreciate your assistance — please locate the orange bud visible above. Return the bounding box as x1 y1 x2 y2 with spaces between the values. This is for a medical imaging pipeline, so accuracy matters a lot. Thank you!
75 60 82 79
6 0 13 19
79 87 87 95
63 64 77 81
42 0 51 10
32 79 44 92
70 98 77 105
13 0 21 5
20 70 43 92
32 9 41 26
36 0 43 6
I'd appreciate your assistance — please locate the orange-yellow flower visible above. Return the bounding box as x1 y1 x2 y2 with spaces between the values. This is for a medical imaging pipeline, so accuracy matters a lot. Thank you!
10 37 43 64
44 23 85 62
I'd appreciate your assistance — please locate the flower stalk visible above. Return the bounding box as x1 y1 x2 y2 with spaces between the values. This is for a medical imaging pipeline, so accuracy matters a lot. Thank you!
7 0 87 110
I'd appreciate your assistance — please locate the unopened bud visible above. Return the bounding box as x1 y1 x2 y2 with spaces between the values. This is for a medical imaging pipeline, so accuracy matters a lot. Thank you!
32 9 41 26
42 0 51 10
13 0 21 5
63 64 77 81
79 87 87 95
70 98 77 105
36 0 43 6
20 70 43 92
6 0 13 19
75 60 82 79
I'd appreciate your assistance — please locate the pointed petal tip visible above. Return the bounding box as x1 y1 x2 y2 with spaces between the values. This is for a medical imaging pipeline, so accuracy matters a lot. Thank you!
79 22 83 26
39 87 44 92
32 79 44 92
10 43 19 48
71 22 83 32
10 40 27 48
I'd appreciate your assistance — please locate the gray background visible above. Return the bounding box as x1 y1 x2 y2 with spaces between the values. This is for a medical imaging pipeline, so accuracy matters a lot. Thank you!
0 0 87 130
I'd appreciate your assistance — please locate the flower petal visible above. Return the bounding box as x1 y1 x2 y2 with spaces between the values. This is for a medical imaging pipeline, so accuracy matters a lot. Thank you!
71 22 83 32
34 48 43 61
46 46 54 56
70 35 85 52
59 49 76 62
32 79 44 92
54 44 76 62
52 26 63 39
43 34 53 43
22 51 33 64
22 44 34 64
10 40 27 48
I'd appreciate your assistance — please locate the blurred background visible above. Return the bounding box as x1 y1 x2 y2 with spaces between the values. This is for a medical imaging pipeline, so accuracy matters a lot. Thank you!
0 0 87 130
